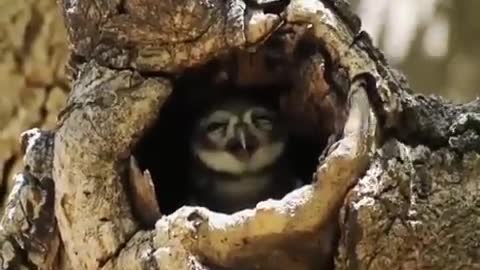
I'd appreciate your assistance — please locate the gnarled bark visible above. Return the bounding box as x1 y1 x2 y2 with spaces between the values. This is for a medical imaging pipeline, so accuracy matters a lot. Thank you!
0 0 479 270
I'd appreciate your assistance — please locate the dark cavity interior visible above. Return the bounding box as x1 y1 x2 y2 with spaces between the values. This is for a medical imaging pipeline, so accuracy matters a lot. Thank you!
134 34 346 215
135 76 331 215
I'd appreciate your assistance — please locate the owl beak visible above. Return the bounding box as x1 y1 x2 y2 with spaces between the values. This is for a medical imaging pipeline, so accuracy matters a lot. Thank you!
227 126 257 161
238 129 247 151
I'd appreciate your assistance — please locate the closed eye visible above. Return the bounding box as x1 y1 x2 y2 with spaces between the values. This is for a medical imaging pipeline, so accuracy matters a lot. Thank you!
253 115 273 130
206 122 228 133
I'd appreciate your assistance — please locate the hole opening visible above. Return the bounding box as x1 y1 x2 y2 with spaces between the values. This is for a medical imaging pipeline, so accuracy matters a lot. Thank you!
134 38 348 216
132 32 349 269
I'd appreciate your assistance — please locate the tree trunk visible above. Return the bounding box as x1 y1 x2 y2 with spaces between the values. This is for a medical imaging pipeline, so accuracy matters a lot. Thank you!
0 0 479 270
0 0 69 213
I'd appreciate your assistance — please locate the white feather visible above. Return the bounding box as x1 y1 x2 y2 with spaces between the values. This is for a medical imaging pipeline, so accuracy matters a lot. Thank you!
195 142 285 174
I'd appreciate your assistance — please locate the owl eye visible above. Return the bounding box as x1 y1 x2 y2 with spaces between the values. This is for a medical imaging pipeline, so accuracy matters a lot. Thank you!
253 115 273 130
206 122 227 133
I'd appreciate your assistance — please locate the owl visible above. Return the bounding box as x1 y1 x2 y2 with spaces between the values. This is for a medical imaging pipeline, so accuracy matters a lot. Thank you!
188 96 298 213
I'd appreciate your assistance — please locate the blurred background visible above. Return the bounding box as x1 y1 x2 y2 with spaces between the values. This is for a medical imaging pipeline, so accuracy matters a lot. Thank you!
0 0 479 208
351 0 480 103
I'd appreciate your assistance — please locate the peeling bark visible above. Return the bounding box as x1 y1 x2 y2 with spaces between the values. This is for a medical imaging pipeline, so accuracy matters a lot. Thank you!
0 0 479 270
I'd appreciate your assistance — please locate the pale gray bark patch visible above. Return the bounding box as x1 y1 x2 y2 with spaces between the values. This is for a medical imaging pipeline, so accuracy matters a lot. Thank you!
337 140 480 269
0 129 58 270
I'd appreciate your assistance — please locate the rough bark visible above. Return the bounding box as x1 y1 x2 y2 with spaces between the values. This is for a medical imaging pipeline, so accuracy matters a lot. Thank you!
337 139 480 269
0 0 479 270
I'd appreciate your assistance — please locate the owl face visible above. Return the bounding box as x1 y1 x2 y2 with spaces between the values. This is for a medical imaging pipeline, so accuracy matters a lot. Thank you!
192 98 286 175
